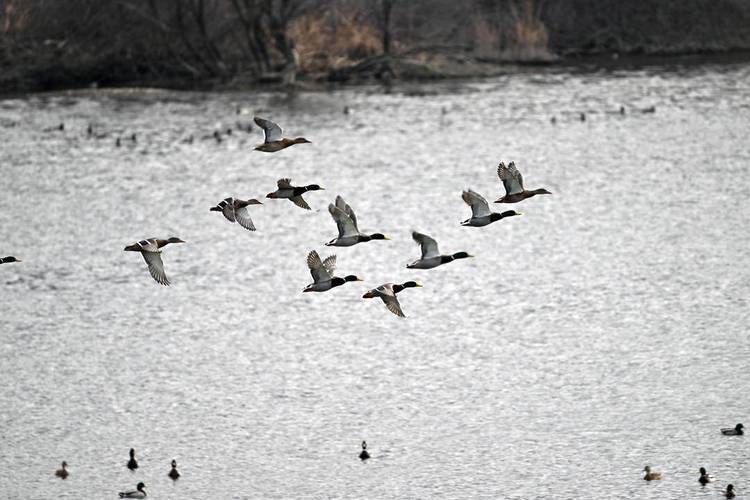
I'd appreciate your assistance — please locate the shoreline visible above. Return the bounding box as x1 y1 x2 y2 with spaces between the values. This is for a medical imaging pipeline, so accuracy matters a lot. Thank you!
3 49 750 99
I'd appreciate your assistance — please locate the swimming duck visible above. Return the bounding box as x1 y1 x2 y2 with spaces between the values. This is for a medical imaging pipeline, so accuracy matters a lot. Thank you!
461 189 522 227
119 482 146 498
363 281 422 317
126 448 139 470
210 197 262 231
721 423 744 435
124 238 185 286
725 484 736 498
359 441 370 460
407 232 472 269
326 195 389 246
303 250 362 292
55 461 68 479
699 467 714 485
0 256 22 264
266 178 324 210
643 465 661 481
495 162 551 203
253 117 311 152
168 459 180 481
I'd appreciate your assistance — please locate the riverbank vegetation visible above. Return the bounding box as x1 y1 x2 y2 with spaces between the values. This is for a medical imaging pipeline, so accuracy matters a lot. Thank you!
2 0 750 92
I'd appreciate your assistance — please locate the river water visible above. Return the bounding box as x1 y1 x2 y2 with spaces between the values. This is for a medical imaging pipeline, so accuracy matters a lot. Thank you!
1 61 749 499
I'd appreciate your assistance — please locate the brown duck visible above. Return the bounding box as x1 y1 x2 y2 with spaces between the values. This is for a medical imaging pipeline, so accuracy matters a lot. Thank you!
0 256 22 264
124 238 185 286
253 117 310 152
495 162 551 203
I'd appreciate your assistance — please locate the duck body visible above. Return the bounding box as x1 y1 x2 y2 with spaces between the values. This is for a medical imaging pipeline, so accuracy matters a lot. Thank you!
643 466 661 481
721 423 744 435
461 189 522 226
326 195 389 246
168 460 180 481
494 162 551 203
266 178 324 210
55 461 68 479
407 232 472 270
699 467 714 485
210 197 262 231
363 281 422 317
119 482 146 498
0 256 22 264
725 484 736 498
303 250 362 292
359 441 370 460
124 238 185 286
253 117 310 152
126 448 138 471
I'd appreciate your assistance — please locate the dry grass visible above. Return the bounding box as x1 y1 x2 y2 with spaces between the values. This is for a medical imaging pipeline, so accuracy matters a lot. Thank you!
473 0 555 62
289 9 382 74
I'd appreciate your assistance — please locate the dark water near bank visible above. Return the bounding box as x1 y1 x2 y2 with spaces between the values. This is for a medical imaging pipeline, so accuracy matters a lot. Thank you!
1 62 750 499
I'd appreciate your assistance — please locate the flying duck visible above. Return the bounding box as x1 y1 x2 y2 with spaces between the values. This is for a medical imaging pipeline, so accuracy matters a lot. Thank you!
643 465 661 481
124 238 185 286
55 461 68 479
253 117 311 152
0 256 22 264
721 423 744 435
210 197 262 231
359 441 370 460
407 232 472 269
119 482 146 498
326 195 389 246
461 189 522 226
126 448 139 471
725 484 736 498
303 250 362 292
168 459 180 481
699 467 714 485
363 281 422 317
495 162 551 203
266 178 324 210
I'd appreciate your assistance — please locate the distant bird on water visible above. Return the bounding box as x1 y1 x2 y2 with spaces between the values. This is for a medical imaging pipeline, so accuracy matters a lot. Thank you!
253 117 311 152
721 423 744 435
699 467 714 485
407 232 472 270
359 441 370 460
326 195 389 246
210 197 262 231
363 281 422 317
124 238 185 286
303 250 362 293
643 465 661 481
725 484 736 498
266 178 324 210
495 162 551 203
119 482 146 498
0 256 22 264
168 459 180 481
127 448 139 471
461 189 522 227
55 461 68 479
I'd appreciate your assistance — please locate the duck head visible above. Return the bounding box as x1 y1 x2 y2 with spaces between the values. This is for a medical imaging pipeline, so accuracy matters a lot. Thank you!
452 251 473 260
700 467 706 475
402 281 422 289
247 199 263 205
166 237 186 244
61 461 68 468
369 233 390 240
305 184 324 191
736 423 744 431
294 137 311 144
137 482 145 491
171 459 177 468
344 275 364 283
361 441 367 449
2 256 22 262
532 188 552 195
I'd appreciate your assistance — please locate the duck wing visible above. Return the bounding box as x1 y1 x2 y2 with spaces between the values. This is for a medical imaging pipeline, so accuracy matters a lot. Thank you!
381 293 405 317
290 195 311 210
462 189 491 218
335 195 358 230
412 232 440 259
233 205 256 231
277 178 293 189
497 161 524 195
307 250 335 283
254 117 283 143
219 197 236 222
141 251 170 286
328 203 359 238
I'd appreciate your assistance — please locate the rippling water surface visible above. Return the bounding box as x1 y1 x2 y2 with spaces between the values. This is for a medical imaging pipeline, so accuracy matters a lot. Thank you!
2 61 750 499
